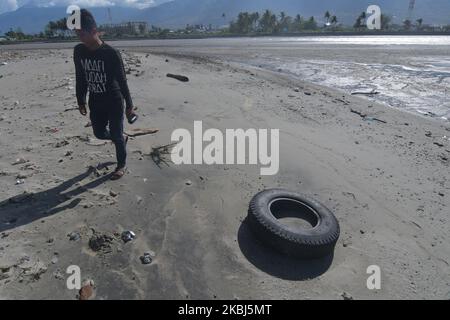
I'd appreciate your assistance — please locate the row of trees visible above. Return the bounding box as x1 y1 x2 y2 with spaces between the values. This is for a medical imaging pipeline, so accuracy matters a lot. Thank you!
45 18 72 37
228 9 432 34
229 10 320 33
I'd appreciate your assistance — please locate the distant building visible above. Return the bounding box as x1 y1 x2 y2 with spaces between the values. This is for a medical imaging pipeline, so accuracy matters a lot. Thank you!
100 22 149 36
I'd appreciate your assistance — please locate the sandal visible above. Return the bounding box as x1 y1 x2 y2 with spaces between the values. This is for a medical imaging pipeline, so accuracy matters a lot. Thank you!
111 167 126 180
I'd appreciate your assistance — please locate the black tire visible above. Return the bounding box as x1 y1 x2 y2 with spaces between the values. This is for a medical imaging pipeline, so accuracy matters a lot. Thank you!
247 189 340 259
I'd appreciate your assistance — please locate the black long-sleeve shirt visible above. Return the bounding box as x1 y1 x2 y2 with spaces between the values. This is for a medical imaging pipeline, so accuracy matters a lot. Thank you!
74 42 133 109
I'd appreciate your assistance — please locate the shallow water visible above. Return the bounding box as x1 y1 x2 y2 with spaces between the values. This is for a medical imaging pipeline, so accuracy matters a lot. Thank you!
4 36 450 120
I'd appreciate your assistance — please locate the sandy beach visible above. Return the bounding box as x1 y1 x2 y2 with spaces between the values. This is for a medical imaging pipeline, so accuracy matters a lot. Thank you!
0 43 449 299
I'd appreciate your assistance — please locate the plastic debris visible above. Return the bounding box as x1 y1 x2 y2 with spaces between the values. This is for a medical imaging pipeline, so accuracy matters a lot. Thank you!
341 292 354 300
12 158 28 165
15 179 25 185
140 253 153 265
109 190 118 197
121 230 136 243
89 233 114 252
68 232 81 241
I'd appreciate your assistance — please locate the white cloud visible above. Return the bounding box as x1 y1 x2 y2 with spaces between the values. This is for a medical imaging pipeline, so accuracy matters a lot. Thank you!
0 0 19 14
0 0 159 14
37 0 156 9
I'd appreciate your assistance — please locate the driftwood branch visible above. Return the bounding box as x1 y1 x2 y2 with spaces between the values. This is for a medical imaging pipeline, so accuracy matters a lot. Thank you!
351 89 380 96
350 108 387 124
167 73 189 82
125 128 159 137
149 143 177 168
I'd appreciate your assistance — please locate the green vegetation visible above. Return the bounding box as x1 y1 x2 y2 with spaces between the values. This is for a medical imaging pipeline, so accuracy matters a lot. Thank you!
1 9 449 44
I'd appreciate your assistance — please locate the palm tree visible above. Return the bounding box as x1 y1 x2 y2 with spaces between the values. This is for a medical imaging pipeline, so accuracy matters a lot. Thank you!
381 14 392 30
279 11 292 32
353 12 367 30
331 15 338 25
260 9 277 33
416 18 423 30
294 14 302 31
304 16 318 30
250 12 260 32
403 19 412 30
324 11 331 24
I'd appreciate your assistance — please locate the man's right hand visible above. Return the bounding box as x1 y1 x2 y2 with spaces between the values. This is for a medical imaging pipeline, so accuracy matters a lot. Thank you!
79 104 87 116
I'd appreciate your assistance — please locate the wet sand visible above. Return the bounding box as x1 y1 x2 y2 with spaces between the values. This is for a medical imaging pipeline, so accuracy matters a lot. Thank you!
0 44 449 299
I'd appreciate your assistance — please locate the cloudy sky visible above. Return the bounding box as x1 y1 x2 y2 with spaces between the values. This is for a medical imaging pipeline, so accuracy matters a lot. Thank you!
0 0 168 14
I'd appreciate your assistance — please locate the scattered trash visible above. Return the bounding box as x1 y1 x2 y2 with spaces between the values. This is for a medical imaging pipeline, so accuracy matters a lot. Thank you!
121 230 136 243
47 128 59 133
85 122 92 128
16 173 27 179
109 190 118 197
77 135 90 142
140 253 153 265
64 150 73 157
167 73 189 82
11 158 28 165
53 270 64 280
1 62 7 66
51 255 59 264
425 131 433 137
434 142 444 147
68 232 81 241
15 179 25 185
79 279 95 300
136 196 143 204
89 233 114 252
63 107 78 112
304 92 312 96
54 140 69 148
351 89 379 96
185 180 192 186
341 292 354 300
125 128 159 137
82 201 94 209
150 143 176 168
350 108 386 124
165 59 169 62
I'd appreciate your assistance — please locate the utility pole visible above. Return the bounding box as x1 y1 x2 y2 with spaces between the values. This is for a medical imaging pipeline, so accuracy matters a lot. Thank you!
408 0 415 20
107 8 113 24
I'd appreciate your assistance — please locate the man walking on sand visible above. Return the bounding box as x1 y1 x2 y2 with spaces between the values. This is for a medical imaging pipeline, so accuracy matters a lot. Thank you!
74 9 137 180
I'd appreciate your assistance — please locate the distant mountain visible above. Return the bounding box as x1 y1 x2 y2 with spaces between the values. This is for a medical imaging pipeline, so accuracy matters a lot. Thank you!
0 6 142 34
1 0 450 34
